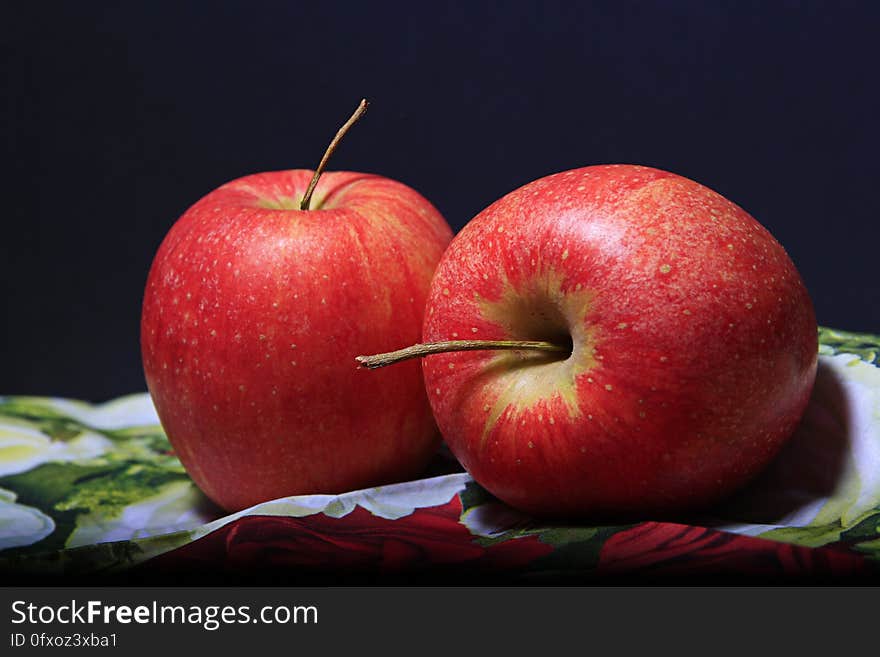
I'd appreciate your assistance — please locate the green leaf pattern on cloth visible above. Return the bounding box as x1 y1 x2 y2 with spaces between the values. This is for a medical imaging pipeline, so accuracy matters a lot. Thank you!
1 327 879 577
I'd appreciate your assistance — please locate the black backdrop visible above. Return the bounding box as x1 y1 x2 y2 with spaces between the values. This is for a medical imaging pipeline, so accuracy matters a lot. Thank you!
3 1 878 402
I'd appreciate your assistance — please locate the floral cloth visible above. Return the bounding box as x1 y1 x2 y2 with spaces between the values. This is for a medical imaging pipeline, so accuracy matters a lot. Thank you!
1 327 878 582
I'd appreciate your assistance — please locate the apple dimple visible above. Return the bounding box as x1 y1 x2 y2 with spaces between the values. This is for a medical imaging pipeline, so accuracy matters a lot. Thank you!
479 282 577 362
422 266 604 459
209 170 374 215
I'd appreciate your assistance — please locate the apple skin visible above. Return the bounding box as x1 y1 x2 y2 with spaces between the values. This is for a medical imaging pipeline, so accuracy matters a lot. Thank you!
141 170 453 511
422 164 817 518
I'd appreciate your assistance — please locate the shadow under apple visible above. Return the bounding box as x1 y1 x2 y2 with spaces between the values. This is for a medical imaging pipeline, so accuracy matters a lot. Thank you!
704 358 852 525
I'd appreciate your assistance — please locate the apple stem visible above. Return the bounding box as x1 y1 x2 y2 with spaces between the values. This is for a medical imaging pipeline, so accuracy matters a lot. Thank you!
300 98 369 211
355 339 567 369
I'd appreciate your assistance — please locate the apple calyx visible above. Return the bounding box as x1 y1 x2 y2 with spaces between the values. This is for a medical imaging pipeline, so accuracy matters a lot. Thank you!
300 98 370 211
355 339 569 369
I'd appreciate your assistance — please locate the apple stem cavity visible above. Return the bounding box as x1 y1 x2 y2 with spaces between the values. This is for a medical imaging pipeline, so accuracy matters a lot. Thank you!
355 339 569 370
300 98 370 211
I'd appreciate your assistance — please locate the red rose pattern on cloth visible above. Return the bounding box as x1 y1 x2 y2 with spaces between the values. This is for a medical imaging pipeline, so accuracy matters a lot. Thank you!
596 521 869 579
142 500 872 581
142 498 554 577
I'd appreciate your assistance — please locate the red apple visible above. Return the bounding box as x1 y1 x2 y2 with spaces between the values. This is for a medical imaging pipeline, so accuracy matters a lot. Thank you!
361 164 817 518
141 101 453 511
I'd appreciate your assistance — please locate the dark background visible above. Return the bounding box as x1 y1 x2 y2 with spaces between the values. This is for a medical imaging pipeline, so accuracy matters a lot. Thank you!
3 1 878 402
